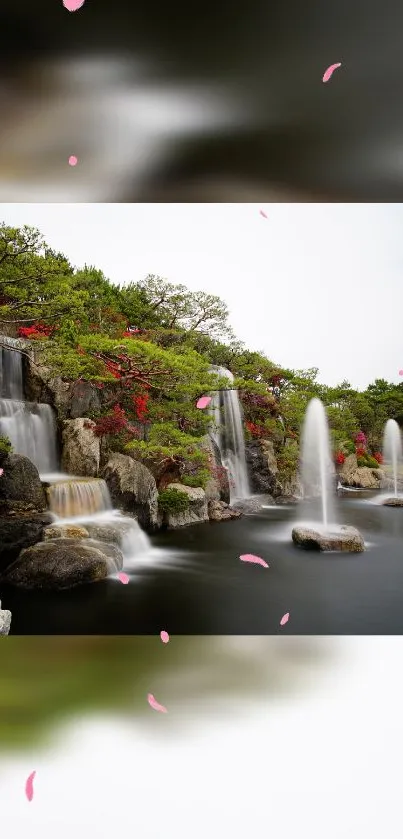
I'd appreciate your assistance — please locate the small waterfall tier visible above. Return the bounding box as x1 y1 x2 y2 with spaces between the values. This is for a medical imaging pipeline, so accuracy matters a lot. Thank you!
47 477 112 518
0 337 58 474
210 366 250 502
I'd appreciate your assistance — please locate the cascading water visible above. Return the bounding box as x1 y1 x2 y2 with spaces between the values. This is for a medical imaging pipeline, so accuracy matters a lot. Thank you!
0 337 152 574
299 397 336 530
210 366 250 501
0 338 58 474
383 419 403 498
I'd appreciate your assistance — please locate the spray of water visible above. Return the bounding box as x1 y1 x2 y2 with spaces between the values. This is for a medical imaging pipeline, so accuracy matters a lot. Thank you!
299 398 336 530
383 419 403 498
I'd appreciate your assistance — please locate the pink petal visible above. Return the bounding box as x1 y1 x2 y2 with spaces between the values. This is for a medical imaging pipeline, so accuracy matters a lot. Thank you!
160 630 170 643
117 572 130 584
0 468 3 477
147 693 167 713
239 553 269 568
196 396 212 409
25 771 36 802
68 155 78 166
259 209 268 218
280 612 290 626
322 62 341 83
399 370 403 376
63 0 85 10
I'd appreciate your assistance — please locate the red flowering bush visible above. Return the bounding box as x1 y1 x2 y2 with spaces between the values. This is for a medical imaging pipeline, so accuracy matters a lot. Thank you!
356 447 366 458
373 452 383 464
335 451 346 465
245 420 266 438
91 405 129 437
18 323 55 339
355 431 367 450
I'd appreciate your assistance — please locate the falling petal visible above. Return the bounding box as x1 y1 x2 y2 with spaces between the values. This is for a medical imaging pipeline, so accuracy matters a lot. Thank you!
322 63 342 83
63 0 85 10
25 771 36 802
239 553 269 568
147 693 168 713
117 572 130 584
259 209 268 218
399 370 403 376
0 468 3 477
196 396 212 409
68 155 78 166
160 630 170 643
280 612 290 626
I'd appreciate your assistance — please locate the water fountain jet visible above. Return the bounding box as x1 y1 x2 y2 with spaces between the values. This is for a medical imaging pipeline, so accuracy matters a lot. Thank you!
381 419 403 507
292 398 364 552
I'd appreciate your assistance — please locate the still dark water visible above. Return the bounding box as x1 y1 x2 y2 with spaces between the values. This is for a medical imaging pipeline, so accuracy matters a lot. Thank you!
2 495 403 635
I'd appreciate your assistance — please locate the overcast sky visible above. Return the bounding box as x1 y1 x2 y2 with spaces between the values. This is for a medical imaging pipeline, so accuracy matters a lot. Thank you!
2 203 402 390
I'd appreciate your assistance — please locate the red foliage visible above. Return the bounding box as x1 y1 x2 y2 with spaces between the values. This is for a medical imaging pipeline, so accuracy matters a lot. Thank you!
132 392 149 421
245 420 266 438
335 451 346 465
92 404 128 437
356 447 366 458
18 323 55 339
373 452 383 464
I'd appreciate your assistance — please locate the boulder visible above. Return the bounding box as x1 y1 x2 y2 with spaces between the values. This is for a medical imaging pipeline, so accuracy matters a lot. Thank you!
3 537 123 589
0 513 52 574
162 483 209 528
0 601 11 635
276 470 303 500
292 525 365 553
61 418 100 477
343 466 381 489
382 497 403 507
0 454 47 515
208 500 242 521
69 381 101 420
232 496 270 514
102 453 159 530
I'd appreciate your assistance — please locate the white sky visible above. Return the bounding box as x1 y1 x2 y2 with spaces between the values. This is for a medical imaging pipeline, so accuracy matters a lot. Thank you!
2 203 402 390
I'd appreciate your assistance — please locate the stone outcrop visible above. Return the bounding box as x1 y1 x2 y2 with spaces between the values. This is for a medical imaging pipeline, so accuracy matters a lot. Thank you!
102 453 159 530
61 418 100 477
0 513 52 575
200 435 230 503
339 453 384 489
3 537 123 589
0 454 47 515
0 601 11 635
208 500 242 521
292 525 365 553
245 439 278 495
162 483 209 528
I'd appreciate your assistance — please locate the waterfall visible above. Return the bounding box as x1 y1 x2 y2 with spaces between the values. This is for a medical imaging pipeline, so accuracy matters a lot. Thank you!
210 366 250 501
0 338 58 474
47 477 113 518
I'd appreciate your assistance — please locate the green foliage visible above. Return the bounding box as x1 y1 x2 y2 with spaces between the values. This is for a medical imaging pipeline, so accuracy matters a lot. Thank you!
158 487 190 514
126 423 208 473
342 440 356 455
0 435 12 461
357 456 367 467
277 441 299 480
181 469 210 488
136 274 234 339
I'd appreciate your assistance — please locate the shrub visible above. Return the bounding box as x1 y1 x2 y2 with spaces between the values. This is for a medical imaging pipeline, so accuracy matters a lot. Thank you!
0 435 12 462
365 456 380 469
357 456 367 467
334 451 345 465
356 447 366 458
181 469 210 488
343 440 356 455
373 452 383 464
158 487 190 514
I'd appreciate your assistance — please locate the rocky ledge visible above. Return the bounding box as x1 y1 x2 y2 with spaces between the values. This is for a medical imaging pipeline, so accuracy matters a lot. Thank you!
292 525 365 553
